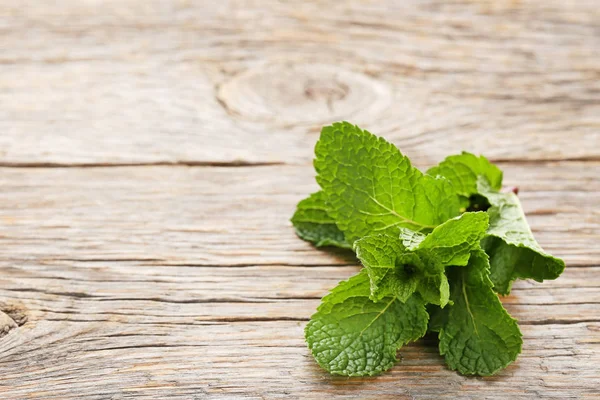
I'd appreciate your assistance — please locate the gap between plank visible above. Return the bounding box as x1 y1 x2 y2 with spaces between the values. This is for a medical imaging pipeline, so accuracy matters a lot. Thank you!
0 158 597 169
0 161 285 168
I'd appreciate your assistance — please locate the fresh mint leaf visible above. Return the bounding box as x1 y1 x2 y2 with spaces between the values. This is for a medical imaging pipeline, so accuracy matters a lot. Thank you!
355 212 489 307
478 178 565 294
410 212 489 266
437 250 523 376
427 152 503 198
417 272 451 309
305 270 428 376
353 234 419 303
290 191 350 249
314 122 461 244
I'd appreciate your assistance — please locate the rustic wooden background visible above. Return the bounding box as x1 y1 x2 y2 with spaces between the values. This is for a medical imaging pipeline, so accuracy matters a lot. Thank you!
1 1 599 399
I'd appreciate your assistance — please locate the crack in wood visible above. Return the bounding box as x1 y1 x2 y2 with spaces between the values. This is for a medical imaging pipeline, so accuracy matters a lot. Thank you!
520 319 600 326
0 158 597 169
0 161 286 168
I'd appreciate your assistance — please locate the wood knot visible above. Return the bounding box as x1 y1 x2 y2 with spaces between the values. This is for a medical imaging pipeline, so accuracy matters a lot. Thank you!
303 79 349 106
217 62 392 126
0 303 27 339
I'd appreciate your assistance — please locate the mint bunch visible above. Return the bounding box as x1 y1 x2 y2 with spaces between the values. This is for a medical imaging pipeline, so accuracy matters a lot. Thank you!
291 122 564 376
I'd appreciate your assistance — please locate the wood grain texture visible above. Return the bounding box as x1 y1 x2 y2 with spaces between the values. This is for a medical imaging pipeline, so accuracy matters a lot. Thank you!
0 164 598 399
0 0 599 165
1 0 600 398
0 163 598 267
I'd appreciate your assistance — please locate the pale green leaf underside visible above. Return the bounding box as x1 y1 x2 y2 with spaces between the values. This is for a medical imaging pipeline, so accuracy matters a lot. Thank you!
399 228 426 248
290 191 350 249
478 178 565 294
305 270 428 376
427 152 503 198
438 250 523 376
315 122 461 244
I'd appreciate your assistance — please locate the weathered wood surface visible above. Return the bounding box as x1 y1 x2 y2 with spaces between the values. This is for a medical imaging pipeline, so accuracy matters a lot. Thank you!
0 164 599 399
1 0 599 399
0 163 598 267
1 0 599 166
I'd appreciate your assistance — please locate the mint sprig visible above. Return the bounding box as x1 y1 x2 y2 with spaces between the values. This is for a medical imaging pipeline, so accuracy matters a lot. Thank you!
292 122 564 376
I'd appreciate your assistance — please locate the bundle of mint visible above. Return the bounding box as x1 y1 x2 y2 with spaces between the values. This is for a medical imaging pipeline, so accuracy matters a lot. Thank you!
291 122 564 376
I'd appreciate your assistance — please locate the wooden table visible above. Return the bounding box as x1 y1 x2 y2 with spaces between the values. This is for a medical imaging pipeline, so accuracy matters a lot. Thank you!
1 1 599 398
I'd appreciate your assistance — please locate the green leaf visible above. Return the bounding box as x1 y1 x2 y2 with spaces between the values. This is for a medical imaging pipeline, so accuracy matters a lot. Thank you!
355 212 489 307
437 250 523 376
417 272 451 309
412 212 490 268
427 152 503 197
305 270 429 376
314 122 461 243
478 178 565 295
353 234 420 303
290 191 350 248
